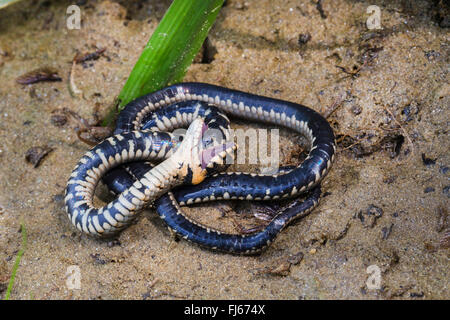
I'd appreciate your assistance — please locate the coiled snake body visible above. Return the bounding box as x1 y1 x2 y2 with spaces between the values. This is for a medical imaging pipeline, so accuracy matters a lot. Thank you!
98 83 336 254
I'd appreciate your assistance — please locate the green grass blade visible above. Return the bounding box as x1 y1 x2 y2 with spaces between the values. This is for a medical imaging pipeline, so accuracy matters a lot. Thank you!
117 0 224 111
4 223 27 300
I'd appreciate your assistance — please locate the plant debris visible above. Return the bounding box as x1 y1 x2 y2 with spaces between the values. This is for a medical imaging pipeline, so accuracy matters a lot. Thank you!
436 205 448 232
337 132 405 158
263 261 292 276
74 47 106 64
315 0 327 19
322 91 347 119
52 107 113 145
90 253 107 265
16 67 62 85
50 110 68 127
356 204 383 228
381 223 394 240
193 38 217 64
253 260 291 277
25 146 53 168
335 46 383 79
439 229 450 249
77 126 113 146
287 251 304 265
251 251 304 277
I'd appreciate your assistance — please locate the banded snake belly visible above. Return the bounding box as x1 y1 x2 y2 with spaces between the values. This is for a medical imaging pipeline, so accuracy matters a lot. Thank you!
65 110 236 237
98 83 336 254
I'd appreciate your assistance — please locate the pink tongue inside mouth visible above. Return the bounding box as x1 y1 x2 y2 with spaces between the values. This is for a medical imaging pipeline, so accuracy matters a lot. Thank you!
201 142 234 169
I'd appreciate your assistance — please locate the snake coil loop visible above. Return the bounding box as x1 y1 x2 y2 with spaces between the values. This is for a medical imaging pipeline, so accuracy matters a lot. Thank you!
66 83 336 254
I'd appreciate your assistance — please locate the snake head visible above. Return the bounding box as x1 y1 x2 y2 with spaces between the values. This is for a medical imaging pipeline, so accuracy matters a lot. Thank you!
173 118 236 185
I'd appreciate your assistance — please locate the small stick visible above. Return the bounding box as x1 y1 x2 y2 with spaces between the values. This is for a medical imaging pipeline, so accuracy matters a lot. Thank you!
323 91 347 119
69 60 83 97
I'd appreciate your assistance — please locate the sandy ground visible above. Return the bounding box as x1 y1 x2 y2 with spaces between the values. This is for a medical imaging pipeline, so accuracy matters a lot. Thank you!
0 0 448 300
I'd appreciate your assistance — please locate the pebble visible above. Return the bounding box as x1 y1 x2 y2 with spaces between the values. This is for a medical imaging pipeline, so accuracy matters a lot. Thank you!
424 187 435 193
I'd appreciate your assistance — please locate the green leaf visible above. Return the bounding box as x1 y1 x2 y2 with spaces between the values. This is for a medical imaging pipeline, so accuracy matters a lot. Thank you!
103 0 224 126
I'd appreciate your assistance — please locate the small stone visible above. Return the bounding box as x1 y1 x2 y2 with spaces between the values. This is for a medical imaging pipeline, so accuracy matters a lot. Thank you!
424 187 435 193
421 153 436 166
287 252 304 265
439 166 449 174
298 33 311 46
351 105 362 115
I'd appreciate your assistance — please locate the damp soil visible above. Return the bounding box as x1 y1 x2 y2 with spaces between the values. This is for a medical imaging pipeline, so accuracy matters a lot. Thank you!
0 0 448 299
